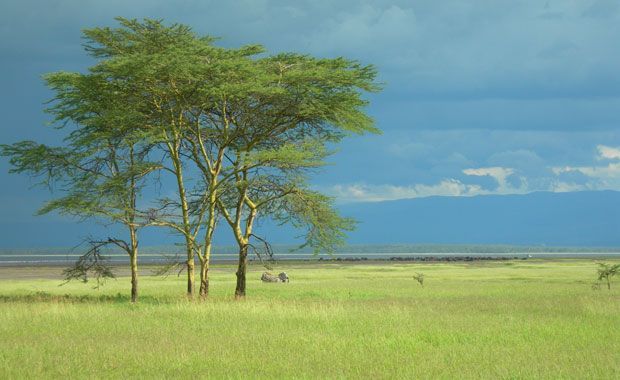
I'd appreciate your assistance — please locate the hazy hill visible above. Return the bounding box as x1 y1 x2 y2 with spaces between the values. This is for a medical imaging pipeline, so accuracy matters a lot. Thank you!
0 191 618 249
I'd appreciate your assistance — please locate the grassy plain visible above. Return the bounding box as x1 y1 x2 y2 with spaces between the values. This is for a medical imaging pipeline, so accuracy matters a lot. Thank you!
0 259 619 379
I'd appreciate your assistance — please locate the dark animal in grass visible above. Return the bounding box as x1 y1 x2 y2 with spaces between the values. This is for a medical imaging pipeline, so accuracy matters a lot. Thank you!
278 272 289 283
261 272 290 283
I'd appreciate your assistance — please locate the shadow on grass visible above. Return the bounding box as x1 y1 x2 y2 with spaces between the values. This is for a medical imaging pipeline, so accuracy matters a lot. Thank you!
0 291 167 304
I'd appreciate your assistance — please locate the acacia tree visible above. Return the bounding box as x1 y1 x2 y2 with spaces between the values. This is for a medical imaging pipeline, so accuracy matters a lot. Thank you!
170 42 266 298
80 18 269 297
175 51 380 298
0 71 157 302
209 54 381 298
76 19 210 296
75 18 381 299
596 262 620 290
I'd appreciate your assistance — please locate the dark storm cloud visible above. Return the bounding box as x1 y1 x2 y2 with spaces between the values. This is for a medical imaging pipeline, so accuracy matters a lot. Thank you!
2 0 620 101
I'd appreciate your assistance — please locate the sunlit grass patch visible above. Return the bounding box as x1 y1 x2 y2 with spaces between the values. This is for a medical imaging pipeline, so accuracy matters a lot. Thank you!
0 259 618 378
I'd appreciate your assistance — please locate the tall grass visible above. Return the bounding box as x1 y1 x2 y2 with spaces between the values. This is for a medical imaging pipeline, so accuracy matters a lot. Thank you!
1 260 618 378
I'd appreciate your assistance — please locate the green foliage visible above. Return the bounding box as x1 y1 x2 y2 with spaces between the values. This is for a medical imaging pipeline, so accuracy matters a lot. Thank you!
76 17 381 257
245 139 329 170
0 142 70 187
1 61 159 224
272 189 356 254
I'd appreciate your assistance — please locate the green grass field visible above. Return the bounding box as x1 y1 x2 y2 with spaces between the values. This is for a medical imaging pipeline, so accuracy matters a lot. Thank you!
1 260 619 379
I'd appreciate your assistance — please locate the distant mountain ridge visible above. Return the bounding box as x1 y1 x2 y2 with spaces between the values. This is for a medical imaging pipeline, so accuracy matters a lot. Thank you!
338 190 620 247
0 190 618 249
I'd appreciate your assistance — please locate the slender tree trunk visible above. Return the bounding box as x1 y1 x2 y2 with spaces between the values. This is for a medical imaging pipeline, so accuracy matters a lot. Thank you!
235 244 249 299
199 263 209 298
199 243 212 299
199 188 218 299
129 227 139 303
130 252 138 303
234 201 255 299
232 169 254 300
170 148 195 297
187 257 195 296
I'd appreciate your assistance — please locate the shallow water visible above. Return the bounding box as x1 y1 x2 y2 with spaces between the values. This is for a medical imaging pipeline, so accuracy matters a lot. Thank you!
1 250 619 266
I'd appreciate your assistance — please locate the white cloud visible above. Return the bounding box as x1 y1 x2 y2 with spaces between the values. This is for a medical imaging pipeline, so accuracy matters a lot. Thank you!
463 166 515 189
328 140 620 203
329 161 620 203
548 143 620 188
552 162 620 179
330 179 484 203
597 145 620 160
461 166 531 194
549 181 590 193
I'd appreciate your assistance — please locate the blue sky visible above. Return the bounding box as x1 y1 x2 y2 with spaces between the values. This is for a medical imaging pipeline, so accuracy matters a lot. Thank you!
1 1 619 245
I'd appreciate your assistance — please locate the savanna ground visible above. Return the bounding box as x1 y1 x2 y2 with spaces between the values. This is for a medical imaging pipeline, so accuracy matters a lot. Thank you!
0 259 619 379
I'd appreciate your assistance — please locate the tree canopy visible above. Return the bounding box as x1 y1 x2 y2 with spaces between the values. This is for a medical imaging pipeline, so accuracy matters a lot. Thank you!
1 17 381 300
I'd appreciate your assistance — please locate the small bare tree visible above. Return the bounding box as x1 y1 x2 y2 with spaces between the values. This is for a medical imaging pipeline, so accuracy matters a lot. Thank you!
62 239 117 289
413 272 425 287
596 262 620 290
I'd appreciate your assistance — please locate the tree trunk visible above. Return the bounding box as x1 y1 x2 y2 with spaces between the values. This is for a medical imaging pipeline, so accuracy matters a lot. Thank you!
170 146 195 298
129 227 139 303
199 190 217 300
199 264 209 299
235 244 248 299
187 257 195 297
198 238 213 299
130 252 138 303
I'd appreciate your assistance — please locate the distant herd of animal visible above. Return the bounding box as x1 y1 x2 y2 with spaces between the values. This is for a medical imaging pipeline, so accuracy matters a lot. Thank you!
261 272 289 283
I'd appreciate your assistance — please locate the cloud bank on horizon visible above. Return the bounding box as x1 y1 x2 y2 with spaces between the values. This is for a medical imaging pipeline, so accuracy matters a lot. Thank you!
330 144 620 202
1 0 619 210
